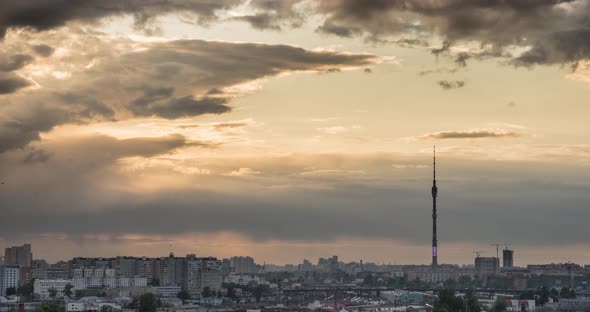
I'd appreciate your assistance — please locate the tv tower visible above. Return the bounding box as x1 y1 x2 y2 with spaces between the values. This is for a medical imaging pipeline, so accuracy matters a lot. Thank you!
432 146 438 268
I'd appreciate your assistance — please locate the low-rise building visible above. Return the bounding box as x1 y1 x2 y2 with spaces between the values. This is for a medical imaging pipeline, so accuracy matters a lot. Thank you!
34 279 72 299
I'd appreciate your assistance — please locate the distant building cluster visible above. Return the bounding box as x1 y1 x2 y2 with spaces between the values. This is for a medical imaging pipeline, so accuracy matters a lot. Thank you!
0 245 269 300
3 243 590 312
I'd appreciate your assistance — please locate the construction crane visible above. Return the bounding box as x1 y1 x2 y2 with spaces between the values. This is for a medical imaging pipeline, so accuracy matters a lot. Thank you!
490 243 511 259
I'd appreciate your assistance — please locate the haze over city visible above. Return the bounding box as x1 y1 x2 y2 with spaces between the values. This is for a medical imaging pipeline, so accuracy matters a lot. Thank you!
1 0 590 268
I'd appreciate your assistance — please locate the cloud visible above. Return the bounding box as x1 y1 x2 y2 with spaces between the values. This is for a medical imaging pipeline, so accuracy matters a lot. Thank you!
0 53 34 71
511 29 590 67
1 151 589 249
416 129 522 140
23 148 52 164
438 80 465 90
0 0 243 38
129 87 231 119
235 0 305 31
234 14 282 31
227 167 261 177
31 44 55 57
311 0 590 67
3 0 590 69
0 73 31 94
0 33 378 153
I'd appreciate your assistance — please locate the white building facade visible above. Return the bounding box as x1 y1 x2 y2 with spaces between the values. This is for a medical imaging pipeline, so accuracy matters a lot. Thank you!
0 265 19 296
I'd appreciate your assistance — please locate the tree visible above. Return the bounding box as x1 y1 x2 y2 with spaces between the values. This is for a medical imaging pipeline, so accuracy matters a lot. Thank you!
17 281 34 301
464 289 481 312
569 288 576 299
64 283 74 298
139 293 158 312
48 288 58 299
177 289 191 303
560 287 575 299
493 298 507 312
34 301 64 312
363 274 374 286
6 287 17 296
251 284 270 303
201 287 212 298
550 288 559 302
226 286 237 300
433 288 464 312
100 306 110 312
538 286 550 306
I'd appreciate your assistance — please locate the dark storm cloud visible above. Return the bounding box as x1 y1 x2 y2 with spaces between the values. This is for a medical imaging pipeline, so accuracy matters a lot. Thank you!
31 44 55 57
437 80 465 90
0 73 31 94
417 129 522 140
23 148 52 164
56 92 115 119
148 96 231 119
235 0 305 30
0 0 242 38
512 30 590 67
234 14 281 31
129 87 230 118
0 102 70 152
312 0 590 67
0 152 589 246
0 37 377 153
0 53 34 71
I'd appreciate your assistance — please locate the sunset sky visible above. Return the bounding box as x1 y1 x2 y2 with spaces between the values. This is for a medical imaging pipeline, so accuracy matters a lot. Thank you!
1 0 590 266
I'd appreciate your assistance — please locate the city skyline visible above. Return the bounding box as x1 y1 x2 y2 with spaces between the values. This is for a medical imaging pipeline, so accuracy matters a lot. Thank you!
1 1 590 266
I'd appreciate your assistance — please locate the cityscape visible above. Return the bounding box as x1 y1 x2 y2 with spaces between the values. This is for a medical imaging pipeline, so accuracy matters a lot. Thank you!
2 1 590 312
1 242 590 312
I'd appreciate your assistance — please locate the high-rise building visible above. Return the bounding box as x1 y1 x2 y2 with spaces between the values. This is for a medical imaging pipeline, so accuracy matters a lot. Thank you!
475 257 499 277
135 257 155 283
229 256 257 274
503 249 514 268
4 244 32 267
112 257 136 278
431 147 438 268
0 265 20 296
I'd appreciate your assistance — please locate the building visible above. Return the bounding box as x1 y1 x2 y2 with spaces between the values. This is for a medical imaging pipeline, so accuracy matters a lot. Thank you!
66 299 122 312
4 244 32 268
135 257 155 283
158 286 181 298
34 279 72 299
503 249 514 268
0 265 19 296
183 256 223 294
224 273 261 285
229 257 257 274
157 253 185 286
475 257 499 277
112 257 136 278
407 265 474 283
505 299 535 312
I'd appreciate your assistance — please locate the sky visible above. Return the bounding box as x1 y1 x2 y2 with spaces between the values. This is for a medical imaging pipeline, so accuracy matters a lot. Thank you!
1 0 590 266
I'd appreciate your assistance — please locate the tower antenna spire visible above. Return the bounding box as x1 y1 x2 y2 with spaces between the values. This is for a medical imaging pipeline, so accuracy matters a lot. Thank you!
433 145 436 182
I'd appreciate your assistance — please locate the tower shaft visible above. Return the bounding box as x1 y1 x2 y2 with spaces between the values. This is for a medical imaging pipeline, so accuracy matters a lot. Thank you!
432 147 438 267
